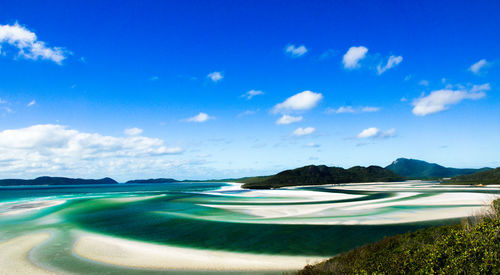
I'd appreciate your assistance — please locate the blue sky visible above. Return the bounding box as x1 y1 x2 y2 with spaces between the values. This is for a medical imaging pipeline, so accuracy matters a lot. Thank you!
0 0 499 181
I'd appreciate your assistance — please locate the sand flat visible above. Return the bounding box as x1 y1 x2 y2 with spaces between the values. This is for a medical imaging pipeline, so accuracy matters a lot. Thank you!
73 233 325 271
0 233 56 275
0 200 65 217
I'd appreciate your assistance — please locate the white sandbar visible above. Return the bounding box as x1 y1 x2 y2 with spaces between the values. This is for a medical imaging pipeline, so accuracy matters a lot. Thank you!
73 233 325 271
0 233 55 275
0 200 65 217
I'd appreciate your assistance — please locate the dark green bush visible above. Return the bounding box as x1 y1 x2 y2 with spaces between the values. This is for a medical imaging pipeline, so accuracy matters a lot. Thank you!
298 199 500 274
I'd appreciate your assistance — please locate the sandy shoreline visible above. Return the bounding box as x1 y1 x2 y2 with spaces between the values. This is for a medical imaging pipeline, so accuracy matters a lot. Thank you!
0 233 55 275
73 232 326 271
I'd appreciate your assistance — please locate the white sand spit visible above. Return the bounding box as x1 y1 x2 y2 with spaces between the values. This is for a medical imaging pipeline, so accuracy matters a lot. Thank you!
73 233 326 271
0 200 65 217
0 233 55 275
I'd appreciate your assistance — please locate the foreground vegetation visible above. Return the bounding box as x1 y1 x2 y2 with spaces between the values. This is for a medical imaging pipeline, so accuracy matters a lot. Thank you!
298 199 500 274
242 165 402 189
443 167 500 185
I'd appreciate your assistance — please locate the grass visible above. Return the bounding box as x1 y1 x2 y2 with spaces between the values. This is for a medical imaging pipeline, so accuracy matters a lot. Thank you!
296 199 500 274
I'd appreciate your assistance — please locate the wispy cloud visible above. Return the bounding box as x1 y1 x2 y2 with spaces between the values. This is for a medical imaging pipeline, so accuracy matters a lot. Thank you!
343 46 368 69
361 106 380 112
412 84 489 116
241 89 264 100
319 49 336 60
124 127 143 136
377 55 403 74
285 44 308 57
0 22 69 64
306 142 320 148
27 100 36 107
273 90 323 113
276 114 303 125
237 110 257 117
357 127 396 139
207 71 223 82
292 127 315 136
419 80 429 86
184 112 214 122
325 106 380 114
469 59 489 75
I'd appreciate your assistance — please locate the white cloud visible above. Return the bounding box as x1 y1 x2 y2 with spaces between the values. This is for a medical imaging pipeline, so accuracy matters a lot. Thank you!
357 127 396 139
326 106 380 114
0 23 68 64
285 44 307 57
27 100 36 107
276 115 303 125
273 90 323 113
327 106 355 114
412 84 489 116
361 106 380 112
470 83 490 93
377 55 403 74
150 76 159 81
124 127 143 136
185 112 214 122
0 124 182 178
357 127 379 138
343 46 368 69
469 59 488 74
292 127 315 136
207 72 223 82
241 89 264 100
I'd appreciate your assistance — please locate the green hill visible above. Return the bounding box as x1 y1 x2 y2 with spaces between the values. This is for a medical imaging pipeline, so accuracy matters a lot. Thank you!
0 176 118 186
444 167 500 185
298 199 500 274
386 158 491 179
242 165 403 189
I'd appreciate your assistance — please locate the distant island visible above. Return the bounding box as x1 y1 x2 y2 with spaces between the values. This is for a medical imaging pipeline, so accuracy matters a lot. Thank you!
126 178 179 184
442 167 500 185
386 158 491 179
241 165 403 189
1 158 495 187
0 176 118 186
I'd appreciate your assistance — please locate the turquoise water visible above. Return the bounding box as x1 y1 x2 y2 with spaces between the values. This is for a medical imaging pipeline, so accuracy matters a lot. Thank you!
0 181 497 273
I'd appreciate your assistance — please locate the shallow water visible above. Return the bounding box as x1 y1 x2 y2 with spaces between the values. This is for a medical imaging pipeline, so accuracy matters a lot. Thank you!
0 181 498 273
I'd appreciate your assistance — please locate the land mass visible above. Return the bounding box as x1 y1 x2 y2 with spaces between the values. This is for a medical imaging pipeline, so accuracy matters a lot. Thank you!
0 176 118 186
442 167 500 185
386 158 491 179
1 158 494 187
241 165 403 189
298 199 500 274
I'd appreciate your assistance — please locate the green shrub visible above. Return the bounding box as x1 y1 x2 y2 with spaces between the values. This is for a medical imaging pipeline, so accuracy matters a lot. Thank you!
297 199 500 274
